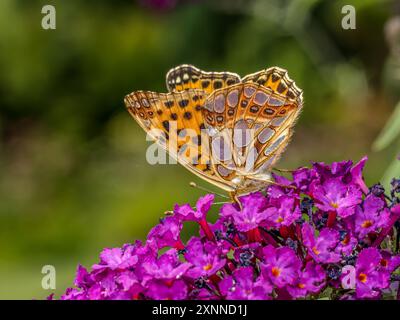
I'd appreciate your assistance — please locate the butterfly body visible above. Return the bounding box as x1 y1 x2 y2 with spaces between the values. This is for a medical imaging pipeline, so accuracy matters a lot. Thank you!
124 65 303 196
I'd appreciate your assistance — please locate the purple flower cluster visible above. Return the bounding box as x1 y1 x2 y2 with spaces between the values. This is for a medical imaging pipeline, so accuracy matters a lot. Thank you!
57 157 400 300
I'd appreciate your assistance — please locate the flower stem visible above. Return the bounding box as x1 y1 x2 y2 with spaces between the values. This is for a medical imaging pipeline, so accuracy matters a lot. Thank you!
199 218 215 242
259 227 279 247
327 211 337 228
248 228 262 243
173 240 185 250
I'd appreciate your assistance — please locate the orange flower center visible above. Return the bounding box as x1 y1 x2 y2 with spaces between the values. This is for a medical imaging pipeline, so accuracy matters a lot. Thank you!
312 246 320 255
276 216 284 223
331 202 339 209
203 264 212 271
297 283 306 289
358 273 367 283
361 220 373 228
271 267 281 277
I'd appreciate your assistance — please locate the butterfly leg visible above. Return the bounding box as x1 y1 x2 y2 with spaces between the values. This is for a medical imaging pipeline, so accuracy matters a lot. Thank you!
244 175 297 190
229 191 243 210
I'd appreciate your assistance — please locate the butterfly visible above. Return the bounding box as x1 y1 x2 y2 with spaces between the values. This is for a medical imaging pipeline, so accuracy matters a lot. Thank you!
124 64 303 200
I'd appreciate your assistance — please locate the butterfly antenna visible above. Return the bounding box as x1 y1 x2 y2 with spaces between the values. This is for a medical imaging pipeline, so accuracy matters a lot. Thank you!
189 182 229 199
272 167 295 173
212 201 230 205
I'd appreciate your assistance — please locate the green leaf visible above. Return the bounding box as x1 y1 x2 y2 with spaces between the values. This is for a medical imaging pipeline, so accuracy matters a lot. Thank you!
373 101 400 151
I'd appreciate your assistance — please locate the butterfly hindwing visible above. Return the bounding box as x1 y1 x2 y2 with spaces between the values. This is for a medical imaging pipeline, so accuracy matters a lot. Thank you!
242 66 303 104
202 77 303 184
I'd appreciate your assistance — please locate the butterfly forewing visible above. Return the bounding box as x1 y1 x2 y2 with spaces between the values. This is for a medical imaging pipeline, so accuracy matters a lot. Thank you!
124 89 236 192
166 64 241 95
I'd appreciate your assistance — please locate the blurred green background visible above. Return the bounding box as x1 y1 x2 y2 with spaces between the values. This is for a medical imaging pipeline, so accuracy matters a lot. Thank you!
0 0 399 299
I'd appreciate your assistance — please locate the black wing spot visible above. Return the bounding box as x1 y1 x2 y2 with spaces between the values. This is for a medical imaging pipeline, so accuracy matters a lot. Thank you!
213 81 223 89
277 82 287 93
162 120 170 131
179 99 189 108
250 105 259 113
264 108 275 115
202 80 210 88
271 73 280 82
164 101 174 108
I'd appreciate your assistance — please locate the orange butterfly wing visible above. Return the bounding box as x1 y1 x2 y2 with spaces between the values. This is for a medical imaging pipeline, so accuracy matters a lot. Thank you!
125 65 303 195
166 64 241 94
124 89 236 192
